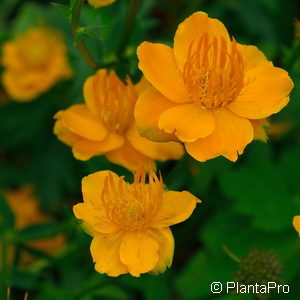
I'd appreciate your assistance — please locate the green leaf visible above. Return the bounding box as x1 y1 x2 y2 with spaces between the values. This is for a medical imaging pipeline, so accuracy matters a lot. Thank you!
120 274 172 300
219 143 298 231
36 285 72 300
9 269 40 290
51 3 71 18
88 285 129 299
175 250 235 299
17 222 63 242
0 193 15 230
0 100 51 150
30 136 80 208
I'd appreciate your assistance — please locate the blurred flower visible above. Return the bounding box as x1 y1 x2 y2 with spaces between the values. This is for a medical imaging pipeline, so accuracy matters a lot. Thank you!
4 185 65 265
1 27 72 102
87 0 117 8
293 216 300 236
295 20 300 40
73 170 200 277
136 12 294 162
267 121 293 139
54 69 183 171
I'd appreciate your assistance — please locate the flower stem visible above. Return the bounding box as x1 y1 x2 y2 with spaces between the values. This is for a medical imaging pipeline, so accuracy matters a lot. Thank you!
116 0 141 59
222 245 241 263
71 0 98 69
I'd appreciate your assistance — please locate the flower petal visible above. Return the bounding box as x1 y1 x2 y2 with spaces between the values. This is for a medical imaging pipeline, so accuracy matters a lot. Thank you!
106 140 155 171
58 104 108 141
185 108 254 162
119 231 159 277
135 76 151 96
237 44 268 71
228 65 294 119
53 118 81 146
137 42 187 103
126 127 184 161
174 11 230 69
293 216 300 235
73 203 117 234
91 233 128 277
134 87 177 142
72 132 124 160
158 103 216 142
149 228 174 274
81 170 118 206
83 72 99 115
152 191 200 227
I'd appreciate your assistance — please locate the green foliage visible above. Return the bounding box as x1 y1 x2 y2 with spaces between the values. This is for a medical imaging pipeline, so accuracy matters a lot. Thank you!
219 143 299 231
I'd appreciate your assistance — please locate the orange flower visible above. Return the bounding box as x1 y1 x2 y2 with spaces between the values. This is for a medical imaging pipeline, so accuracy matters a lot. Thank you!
4 186 65 265
73 170 200 277
87 0 117 8
135 12 294 162
293 216 300 236
1 27 72 101
54 69 183 171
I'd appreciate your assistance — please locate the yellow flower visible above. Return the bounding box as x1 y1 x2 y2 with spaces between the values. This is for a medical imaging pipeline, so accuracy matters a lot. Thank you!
293 216 300 236
54 69 183 171
73 170 200 277
135 12 294 162
87 0 117 8
1 27 72 101
4 186 65 265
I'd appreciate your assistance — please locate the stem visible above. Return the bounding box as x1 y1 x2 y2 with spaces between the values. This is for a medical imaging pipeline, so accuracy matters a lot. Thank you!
222 245 241 263
71 0 98 69
116 0 141 58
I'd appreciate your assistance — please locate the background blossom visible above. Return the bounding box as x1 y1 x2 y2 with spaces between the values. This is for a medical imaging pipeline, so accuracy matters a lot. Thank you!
1 27 72 101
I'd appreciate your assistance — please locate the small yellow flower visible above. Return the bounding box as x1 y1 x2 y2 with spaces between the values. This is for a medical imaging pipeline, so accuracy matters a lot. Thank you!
293 216 300 236
1 27 72 101
73 170 200 277
135 12 294 162
54 69 183 171
87 0 117 8
4 186 65 265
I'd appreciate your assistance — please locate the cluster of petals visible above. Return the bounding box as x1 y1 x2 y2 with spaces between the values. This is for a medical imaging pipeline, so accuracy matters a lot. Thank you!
87 0 117 8
1 27 72 101
54 69 183 171
73 170 200 276
135 12 294 162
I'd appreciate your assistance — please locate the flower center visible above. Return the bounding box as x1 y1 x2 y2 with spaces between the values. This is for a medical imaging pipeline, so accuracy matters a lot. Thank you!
183 33 244 109
101 172 163 231
92 72 136 133
18 31 53 66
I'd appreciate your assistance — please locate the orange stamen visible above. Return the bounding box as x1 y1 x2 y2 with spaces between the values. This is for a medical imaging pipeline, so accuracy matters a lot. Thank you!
183 34 244 109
